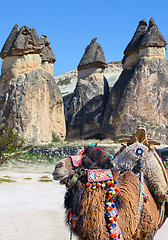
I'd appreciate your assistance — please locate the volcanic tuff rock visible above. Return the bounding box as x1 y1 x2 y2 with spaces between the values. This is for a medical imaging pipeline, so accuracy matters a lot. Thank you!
40 34 56 75
66 38 109 139
55 61 122 98
122 18 167 69
0 68 66 145
77 37 107 70
0 24 43 59
102 18 168 143
0 25 56 78
0 25 65 145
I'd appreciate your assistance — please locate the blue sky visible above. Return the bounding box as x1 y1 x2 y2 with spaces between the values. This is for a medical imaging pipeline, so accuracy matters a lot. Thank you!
0 0 168 76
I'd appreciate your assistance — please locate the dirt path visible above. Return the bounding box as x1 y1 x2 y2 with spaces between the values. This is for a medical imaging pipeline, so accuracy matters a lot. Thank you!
0 161 167 240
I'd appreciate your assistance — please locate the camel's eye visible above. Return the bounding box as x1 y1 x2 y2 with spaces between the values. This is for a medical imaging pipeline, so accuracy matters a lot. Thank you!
56 162 64 168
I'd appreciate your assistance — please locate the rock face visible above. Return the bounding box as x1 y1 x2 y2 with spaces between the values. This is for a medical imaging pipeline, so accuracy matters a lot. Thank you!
0 25 56 79
66 38 109 139
122 18 167 69
55 61 122 98
0 68 66 145
41 35 56 76
0 25 65 145
78 37 106 70
102 18 168 143
0 24 43 59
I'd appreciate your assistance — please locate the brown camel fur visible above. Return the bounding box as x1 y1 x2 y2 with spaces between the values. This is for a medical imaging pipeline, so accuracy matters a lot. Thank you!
53 146 167 240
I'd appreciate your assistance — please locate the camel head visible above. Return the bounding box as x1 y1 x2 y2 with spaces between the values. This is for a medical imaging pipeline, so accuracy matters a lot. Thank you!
52 146 114 184
52 157 74 181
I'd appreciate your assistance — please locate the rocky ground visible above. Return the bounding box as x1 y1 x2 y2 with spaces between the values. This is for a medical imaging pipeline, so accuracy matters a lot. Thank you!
0 156 167 240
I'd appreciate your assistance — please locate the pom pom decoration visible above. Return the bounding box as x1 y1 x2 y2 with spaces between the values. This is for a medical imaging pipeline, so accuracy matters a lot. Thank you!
102 182 106 188
108 194 113 199
107 180 112 186
108 206 113 211
114 180 117 186
111 190 116 195
106 212 111 217
108 188 113 194
110 233 114 238
111 223 116 228
88 142 95 148
85 166 123 239
96 182 101 187
108 223 111 228
144 195 150 201
111 203 115 208
105 202 111 208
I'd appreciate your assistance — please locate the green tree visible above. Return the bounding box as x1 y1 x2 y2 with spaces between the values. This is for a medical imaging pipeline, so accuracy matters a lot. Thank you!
0 125 24 165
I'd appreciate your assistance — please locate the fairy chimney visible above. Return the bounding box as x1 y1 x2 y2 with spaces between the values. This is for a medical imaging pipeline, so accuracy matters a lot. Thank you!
77 37 107 79
0 24 66 145
0 24 44 80
40 34 56 76
66 38 109 139
102 18 168 142
122 18 167 69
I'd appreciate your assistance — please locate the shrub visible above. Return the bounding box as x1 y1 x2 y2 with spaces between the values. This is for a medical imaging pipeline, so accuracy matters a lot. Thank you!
52 131 61 143
0 125 24 165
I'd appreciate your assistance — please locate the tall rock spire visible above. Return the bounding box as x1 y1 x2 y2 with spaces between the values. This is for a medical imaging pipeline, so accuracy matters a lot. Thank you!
124 19 148 56
77 37 106 70
102 18 168 143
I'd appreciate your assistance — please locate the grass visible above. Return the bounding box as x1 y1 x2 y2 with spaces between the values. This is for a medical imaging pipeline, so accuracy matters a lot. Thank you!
0 176 16 183
23 177 32 181
21 152 60 163
38 176 53 182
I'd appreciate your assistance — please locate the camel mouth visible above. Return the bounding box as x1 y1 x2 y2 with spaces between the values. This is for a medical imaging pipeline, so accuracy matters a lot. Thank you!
52 173 69 181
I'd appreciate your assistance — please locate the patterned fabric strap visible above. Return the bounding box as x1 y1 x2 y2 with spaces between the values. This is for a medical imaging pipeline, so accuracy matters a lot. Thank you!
88 169 113 182
109 206 124 239
70 155 83 167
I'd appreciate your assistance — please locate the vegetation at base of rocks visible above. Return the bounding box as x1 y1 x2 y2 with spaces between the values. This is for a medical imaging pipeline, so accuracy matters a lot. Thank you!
52 132 62 143
57 76 71 86
0 125 24 165
21 152 60 163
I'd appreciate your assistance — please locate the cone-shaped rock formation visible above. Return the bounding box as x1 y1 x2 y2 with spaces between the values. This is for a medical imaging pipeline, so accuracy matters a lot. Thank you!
102 18 168 142
0 24 66 145
122 18 167 69
0 24 43 58
66 38 109 139
40 34 56 75
78 37 106 70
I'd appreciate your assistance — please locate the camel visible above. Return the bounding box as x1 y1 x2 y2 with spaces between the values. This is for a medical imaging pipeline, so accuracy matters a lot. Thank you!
52 127 168 240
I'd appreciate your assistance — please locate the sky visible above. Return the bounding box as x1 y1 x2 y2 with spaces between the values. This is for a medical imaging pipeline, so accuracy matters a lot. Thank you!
0 0 168 76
